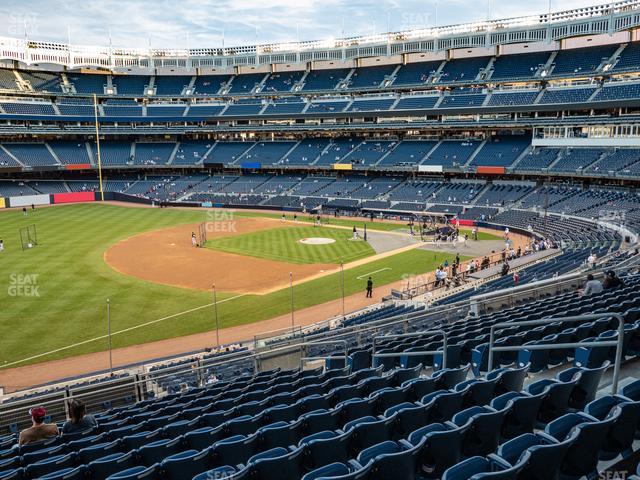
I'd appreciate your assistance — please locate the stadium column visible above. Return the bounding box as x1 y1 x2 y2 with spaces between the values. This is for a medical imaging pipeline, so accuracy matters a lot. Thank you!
93 93 105 202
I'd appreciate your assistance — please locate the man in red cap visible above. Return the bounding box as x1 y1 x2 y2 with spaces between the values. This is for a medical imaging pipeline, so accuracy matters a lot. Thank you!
18 406 58 445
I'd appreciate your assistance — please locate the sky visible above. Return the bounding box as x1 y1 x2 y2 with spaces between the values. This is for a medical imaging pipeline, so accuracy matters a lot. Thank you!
0 0 609 49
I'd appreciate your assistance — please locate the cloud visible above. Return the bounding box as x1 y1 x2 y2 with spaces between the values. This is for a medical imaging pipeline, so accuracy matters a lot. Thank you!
0 0 609 48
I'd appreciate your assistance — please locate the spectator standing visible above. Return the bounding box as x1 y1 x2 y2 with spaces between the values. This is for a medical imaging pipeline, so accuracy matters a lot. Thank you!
501 262 510 276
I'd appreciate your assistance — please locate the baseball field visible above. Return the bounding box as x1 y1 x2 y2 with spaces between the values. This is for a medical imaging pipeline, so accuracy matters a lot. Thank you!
0 203 496 376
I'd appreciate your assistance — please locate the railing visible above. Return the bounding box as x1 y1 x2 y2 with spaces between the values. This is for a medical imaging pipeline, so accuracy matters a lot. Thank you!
299 340 348 369
372 330 448 369
2 271 631 433
487 313 625 393
0 263 612 425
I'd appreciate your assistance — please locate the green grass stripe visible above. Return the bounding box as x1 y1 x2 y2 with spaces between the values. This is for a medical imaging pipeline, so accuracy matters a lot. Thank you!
0 204 471 367
205 226 375 264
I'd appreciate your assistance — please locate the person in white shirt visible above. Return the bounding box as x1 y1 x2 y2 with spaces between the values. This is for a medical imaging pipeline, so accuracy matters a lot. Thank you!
583 274 603 296
587 253 596 268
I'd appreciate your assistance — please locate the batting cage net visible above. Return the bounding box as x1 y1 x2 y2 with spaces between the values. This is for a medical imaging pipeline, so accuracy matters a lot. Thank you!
197 222 207 247
20 224 38 251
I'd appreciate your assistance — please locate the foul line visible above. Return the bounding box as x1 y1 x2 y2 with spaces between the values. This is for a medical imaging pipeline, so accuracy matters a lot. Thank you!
356 267 391 280
0 294 246 370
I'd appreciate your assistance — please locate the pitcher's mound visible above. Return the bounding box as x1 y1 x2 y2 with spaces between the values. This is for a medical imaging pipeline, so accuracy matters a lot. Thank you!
299 237 336 245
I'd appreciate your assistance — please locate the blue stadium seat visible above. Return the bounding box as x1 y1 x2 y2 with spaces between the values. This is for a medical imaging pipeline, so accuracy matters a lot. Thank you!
356 439 421 479
421 388 467 422
160 449 211 480
455 377 498 407
302 460 372 480
210 434 257 470
545 412 616 479
556 362 610 410
120 431 161 451
337 398 377 423
402 377 438 400
496 431 577 480
0 469 23 480
88 452 138 480
389 365 422 386
621 379 640 401
25 453 76 478
250 446 304 480
22 444 65 464
486 365 530 397
442 454 528 479
344 416 395 452
491 391 545 440
299 430 351 471
384 402 432 438
451 406 507 457
301 409 342 435
585 395 640 460
408 422 469 479
526 377 578 425
105 464 159 480
370 386 410 413
78 439 123 463
138 437 183 466
38 466 87 480
192 465 247 480
257 420 303 450
183 427 223 451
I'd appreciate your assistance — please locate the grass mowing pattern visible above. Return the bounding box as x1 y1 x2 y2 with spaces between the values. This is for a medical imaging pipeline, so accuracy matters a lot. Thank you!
0 204 469 367
205 226 375 264
230 211 502 240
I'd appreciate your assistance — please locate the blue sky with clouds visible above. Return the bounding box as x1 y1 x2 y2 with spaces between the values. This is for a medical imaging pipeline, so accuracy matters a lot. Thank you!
1 0 606 48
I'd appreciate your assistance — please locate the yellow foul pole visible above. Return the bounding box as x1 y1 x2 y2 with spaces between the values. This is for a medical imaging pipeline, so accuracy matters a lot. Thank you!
93 93 104 201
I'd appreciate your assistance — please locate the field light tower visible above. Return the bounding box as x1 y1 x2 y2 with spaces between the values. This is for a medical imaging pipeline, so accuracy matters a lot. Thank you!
212 284 220 347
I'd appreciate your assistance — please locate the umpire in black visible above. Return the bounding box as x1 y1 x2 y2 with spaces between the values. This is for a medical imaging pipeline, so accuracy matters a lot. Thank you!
366 277 373 298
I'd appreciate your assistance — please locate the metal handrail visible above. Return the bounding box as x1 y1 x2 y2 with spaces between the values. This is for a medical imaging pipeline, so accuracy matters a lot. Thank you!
0 269 589 406
0 267 615 419
488 313 625 393
299 340 349 369
372 329 448 369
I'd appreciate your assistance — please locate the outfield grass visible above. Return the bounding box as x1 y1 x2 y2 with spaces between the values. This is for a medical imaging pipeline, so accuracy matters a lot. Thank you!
205 226 375 264
231 210 501 240
0 204 470 367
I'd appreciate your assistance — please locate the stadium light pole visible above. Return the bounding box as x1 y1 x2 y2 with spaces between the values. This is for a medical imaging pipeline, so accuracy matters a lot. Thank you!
289 272 294 328
107 299 113 376
340 261 345 319
212 284 220 347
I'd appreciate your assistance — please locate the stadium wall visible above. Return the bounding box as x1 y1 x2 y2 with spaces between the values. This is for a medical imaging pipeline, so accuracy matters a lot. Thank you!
52 192 95 204
8 194 50 207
